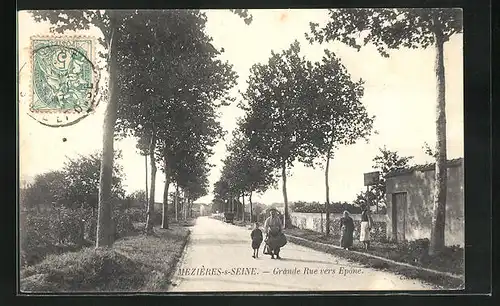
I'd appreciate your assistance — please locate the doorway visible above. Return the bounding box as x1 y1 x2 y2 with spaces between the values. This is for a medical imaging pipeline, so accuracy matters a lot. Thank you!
392 192 408 242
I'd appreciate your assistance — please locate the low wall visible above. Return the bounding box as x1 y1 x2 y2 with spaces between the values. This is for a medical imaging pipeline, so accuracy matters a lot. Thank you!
386 163 464 247
289 212 388 241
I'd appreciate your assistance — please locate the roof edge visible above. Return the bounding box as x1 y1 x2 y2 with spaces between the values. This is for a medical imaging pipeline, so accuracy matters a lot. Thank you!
386 157 463 178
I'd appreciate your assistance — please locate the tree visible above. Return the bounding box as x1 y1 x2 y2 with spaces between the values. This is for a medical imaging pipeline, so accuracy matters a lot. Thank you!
127 190 147 209
220 125 276 222
213 177 231 212
134 135 150 221
240 41 317 228
307 8 462 254
229 9 253 25
371 146 414 208
353 189 379 211
114 10 238 231
31 9 253 247
174 147 211 221
31 10 137 247
352 148 412 217
22 152 125 213
152 9 247 228
114 11 184 233
62 151 125 211
21 171 67 211
300 49 374 235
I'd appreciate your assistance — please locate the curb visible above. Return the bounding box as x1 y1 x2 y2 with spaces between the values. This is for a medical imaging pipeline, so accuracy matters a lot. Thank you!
165 228 192 291
285 234 464 282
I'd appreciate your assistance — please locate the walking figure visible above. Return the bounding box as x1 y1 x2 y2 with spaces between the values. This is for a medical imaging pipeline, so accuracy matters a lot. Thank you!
263 208 287 259
251 222 263 258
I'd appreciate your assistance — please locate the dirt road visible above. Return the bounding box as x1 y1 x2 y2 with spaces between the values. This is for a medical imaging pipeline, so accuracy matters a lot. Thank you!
169 217 434 292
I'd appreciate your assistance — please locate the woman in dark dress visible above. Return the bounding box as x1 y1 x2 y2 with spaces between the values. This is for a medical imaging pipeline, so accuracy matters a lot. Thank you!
263 208 287 259
340 211 354 250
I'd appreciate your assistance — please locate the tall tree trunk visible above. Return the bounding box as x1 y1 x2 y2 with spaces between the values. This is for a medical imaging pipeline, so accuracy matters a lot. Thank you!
184 191 188 220
175 183 179 222
239 195 242 220
144 154 148 211
242 193 246 221
89 207 97 241
325 152 331 236
96 22 118 248
161 155 170 229
181 190 185 220
145 129 157 234
236 195 240 220
281 158 292 228
249 191 253 223
429 24 448 256
179 190 183 220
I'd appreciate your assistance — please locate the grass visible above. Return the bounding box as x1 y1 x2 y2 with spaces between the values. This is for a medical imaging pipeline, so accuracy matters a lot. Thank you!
20 223 192 293
21 240 95 267
284 227 464 290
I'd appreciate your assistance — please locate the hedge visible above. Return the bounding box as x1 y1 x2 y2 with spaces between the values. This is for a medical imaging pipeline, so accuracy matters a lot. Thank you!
330 219 387 241
20 207 138 267
291 201 387 214
292 201 363 214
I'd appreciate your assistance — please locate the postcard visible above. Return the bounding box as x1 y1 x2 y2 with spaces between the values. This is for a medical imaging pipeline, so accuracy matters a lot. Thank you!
18 8 464 293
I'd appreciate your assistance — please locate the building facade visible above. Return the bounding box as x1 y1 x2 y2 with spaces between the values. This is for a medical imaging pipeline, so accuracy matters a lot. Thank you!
385 158 464 246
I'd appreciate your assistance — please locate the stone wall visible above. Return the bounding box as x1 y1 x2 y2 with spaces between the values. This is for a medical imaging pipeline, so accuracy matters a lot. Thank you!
289 212 388 241
385 161 464 247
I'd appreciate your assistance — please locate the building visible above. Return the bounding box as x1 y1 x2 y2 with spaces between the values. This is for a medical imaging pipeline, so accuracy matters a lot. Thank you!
385 158 464 246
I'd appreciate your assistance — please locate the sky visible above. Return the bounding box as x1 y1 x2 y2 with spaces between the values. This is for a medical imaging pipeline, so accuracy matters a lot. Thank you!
18 9 464 205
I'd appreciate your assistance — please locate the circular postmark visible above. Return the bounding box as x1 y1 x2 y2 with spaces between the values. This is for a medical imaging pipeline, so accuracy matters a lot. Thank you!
27 37 102 127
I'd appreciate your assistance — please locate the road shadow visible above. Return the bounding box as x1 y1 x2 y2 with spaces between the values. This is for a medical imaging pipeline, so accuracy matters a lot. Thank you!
275 257 338 265
277 257 364 268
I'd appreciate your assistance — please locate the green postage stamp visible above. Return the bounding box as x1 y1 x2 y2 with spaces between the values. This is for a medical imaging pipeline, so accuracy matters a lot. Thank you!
28 36 100 126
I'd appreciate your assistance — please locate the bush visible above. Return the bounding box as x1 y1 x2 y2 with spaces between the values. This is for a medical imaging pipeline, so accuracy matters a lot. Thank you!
21 207 138 267
292 201 363 214
22 207 86 245
291 201 387 214
328 219 387 241
112 209 135 239
52 207 86 245
124 208 146 223
20 248 146 292
151 211 162 225
122 207 163 226
21 208 88 266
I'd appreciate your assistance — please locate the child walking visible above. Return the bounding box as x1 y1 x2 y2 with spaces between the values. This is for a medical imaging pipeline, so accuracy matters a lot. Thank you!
251 222 263 258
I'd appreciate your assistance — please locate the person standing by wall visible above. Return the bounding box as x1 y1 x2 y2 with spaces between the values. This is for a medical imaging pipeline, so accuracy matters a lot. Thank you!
360 205 373 250
340 210 354 250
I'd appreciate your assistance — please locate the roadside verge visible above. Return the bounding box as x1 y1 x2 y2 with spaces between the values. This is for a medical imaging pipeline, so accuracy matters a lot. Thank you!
20 222 193 293
286 234 464 289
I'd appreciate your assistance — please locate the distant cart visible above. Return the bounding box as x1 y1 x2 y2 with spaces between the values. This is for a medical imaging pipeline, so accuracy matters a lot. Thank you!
224 212 235 224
